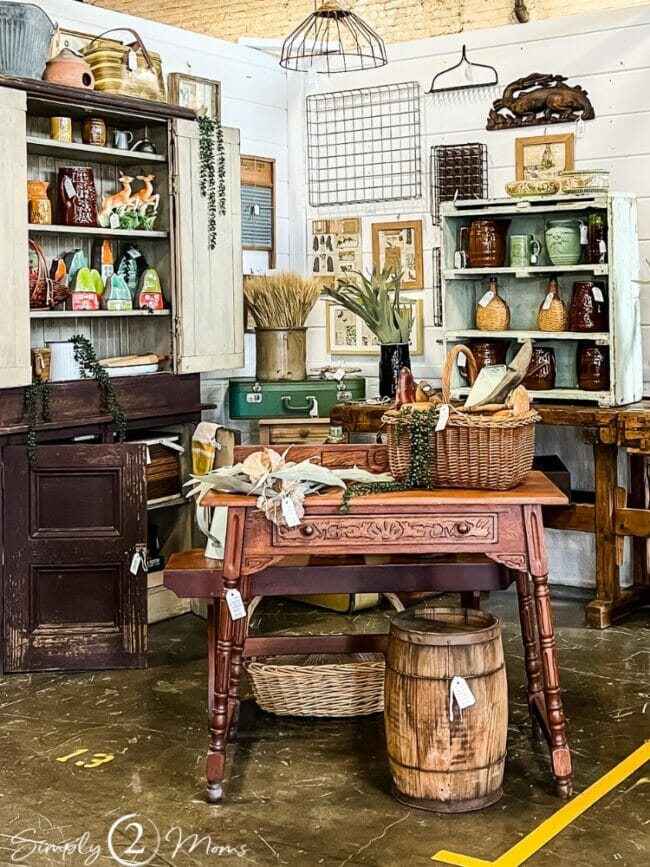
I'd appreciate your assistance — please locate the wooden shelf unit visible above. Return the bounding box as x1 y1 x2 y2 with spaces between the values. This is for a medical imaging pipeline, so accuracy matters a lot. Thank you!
440 193 641 407
26 135 167 164
28 224 169 238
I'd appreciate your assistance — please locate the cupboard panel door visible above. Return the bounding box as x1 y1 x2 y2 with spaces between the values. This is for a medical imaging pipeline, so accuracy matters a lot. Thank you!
3 444 147 672
173 119 244 374
0 87 31 388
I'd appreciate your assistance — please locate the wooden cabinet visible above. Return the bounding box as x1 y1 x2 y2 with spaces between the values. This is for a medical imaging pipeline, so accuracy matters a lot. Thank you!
0 79 243 386
441 193 641 407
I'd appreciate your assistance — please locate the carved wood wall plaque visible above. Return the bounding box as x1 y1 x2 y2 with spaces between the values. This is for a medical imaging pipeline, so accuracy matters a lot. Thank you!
486 73 595 130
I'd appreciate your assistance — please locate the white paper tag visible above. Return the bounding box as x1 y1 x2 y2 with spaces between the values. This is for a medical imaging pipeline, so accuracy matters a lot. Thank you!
129 552 141 575
127 49 138 72
334 367 346 382
592 285 604 303
225 589 247 620
128 247 142 258
457 353 467 368
435 403 450 432
478 290 495 308
449 675 476 721
109 213 120 229
580 222 588 245
145 447 152 465
309 396 319 419
281 495 301 528
598 240 607 255
63 177 76 199
542 292 555 310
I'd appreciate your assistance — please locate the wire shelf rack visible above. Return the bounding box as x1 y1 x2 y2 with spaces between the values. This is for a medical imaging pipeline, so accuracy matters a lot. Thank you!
306 82 422 207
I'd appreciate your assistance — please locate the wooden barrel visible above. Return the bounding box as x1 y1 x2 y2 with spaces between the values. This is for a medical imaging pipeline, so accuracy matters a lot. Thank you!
384 606 508 813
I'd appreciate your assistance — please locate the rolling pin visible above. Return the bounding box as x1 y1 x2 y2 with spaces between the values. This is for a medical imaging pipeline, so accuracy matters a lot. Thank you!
99 354 169 367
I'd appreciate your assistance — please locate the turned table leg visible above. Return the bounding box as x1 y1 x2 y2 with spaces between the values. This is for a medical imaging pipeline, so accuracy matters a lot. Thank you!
227 578 251 741
514 571 545 739
586 442 620 628
524 505 573 798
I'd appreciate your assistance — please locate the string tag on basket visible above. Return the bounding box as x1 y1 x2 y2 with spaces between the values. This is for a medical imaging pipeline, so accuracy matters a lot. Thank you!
542 292 555 310
457 352 467 368
478 290 495 308
226 589 247 620
435 404 450 432
281 495 301 528
449 675 476 721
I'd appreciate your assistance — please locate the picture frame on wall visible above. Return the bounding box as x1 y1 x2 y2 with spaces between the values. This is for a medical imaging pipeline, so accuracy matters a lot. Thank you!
326 299 424 356
308 218 362 284
168 73 221 120
371 220 424 290
515 133 575 181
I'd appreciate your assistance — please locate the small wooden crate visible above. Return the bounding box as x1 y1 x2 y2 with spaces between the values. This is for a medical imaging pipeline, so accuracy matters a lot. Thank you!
133 434 183 503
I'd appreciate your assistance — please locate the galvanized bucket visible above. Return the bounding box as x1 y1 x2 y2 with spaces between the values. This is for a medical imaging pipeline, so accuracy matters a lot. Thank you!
0 2 55 79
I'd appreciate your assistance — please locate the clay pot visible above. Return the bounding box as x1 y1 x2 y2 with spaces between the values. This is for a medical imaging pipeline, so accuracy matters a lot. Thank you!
523 347 556 391
27 179 51 224
57 167 98 228
569 281 607 332
43 48 95 90
460 340 508 381
460 219 510 268
577 344 610 391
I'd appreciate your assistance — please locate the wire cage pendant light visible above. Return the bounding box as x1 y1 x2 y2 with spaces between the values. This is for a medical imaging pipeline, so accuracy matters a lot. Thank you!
280 2 388 74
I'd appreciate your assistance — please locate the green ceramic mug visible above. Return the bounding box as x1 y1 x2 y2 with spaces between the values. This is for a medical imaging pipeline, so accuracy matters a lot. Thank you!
509 234 541 268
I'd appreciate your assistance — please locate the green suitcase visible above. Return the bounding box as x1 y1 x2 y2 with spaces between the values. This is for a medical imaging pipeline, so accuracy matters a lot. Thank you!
228 377 366 419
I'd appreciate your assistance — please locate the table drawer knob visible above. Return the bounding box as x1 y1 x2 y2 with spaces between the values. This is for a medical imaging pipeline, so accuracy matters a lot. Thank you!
301 525 314 537
455 521 471 535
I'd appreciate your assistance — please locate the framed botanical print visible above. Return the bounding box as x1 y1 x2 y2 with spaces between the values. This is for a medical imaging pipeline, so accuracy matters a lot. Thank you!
308 218 362 285
515 133 574 181
326 299 424 356
371 220 424 290
168 73 221 120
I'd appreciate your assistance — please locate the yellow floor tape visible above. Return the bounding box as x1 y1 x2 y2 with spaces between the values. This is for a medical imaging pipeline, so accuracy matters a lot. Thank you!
432 741 650 867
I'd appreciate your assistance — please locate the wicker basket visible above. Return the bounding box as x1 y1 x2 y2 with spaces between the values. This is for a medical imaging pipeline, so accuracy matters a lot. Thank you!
83 28 165 102
246 653 386 717
382 345 539 491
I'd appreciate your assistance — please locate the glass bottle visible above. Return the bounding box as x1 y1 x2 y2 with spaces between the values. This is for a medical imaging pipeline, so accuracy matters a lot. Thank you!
587 212 607 265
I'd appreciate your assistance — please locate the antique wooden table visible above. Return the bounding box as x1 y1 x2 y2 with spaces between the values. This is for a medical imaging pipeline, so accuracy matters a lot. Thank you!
331 401 650 628
164 445 571 804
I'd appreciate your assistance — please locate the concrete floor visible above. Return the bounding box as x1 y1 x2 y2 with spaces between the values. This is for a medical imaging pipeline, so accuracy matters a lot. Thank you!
0 589 648 867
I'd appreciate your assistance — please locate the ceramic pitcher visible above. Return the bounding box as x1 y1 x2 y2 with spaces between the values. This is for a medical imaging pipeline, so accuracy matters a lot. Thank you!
545 219 583 266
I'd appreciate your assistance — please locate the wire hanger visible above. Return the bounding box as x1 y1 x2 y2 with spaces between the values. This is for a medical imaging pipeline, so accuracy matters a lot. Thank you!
427 45 499 95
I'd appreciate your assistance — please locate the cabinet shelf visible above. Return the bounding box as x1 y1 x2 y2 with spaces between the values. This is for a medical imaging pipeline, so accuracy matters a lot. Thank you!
444 265 608 278
452 386 611 404
445 330 610 343
26 135 167 164
441 194 611 218
28 224 169 239
30 309 171 319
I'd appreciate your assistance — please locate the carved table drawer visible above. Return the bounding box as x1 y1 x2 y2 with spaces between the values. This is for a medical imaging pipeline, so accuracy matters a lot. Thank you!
272 514 498 548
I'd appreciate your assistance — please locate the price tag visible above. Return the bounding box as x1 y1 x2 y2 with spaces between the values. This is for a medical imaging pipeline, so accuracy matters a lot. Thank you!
457 353 467 369
63 177 76 199
225 589 247 620
334 367 346 382
542 292 555 310
580 222 588 245
435 404 450 432
129 552 141 575
145 447 152 465
598 240 607 255
592 285 605 303
127 49 138 72
127 247 142 258
478 290 494 308
449 675 476 721
109 213 120 229
281 495 301 528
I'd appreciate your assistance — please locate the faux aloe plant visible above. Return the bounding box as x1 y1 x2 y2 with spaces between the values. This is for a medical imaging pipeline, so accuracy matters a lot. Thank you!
323 268 414 345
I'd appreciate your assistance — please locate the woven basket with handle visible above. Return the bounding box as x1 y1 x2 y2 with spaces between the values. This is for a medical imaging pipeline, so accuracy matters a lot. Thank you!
382 345 539 491
83 28 165 102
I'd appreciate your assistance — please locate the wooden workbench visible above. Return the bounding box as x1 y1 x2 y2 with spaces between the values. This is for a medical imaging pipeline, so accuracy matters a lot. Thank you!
330 401 650 628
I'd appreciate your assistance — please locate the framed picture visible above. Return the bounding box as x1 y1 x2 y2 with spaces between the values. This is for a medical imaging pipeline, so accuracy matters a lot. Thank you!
168 73 221 120
515 133 575 181
308 218 362 285
371 220 424 290
326 299 424 356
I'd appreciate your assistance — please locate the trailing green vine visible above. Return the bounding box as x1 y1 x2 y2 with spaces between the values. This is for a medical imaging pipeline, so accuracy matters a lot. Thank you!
70 335 126 441
197 115 227 251
339 406 440 514
25 377 51 469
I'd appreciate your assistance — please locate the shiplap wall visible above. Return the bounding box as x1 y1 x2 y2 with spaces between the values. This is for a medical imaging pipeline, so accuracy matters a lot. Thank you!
288 5 650 587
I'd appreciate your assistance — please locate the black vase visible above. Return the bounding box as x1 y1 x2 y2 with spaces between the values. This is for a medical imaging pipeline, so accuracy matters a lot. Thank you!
379 343 411 399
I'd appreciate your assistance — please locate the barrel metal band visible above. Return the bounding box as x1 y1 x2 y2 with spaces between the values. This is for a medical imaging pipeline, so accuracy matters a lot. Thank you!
385 662 505 681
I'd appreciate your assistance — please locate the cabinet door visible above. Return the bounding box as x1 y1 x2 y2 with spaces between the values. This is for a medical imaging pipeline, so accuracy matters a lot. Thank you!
172 119 244 373
0 87 31 388
3 444 147 672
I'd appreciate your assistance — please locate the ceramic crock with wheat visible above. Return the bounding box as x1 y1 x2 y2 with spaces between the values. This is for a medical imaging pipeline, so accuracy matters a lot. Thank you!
459 219 510 268
57 167 98 228
545 219 583 266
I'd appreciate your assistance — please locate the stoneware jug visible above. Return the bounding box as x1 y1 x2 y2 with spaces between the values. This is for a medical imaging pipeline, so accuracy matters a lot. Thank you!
569 281 607 332
523 347 556 391
545 219 583 266
459 219 510 268
578 344 610 391
43 48 95 89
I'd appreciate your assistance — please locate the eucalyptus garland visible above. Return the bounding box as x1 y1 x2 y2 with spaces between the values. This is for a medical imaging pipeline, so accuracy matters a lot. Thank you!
197 115 227 251
339 406 440 514
25 377 51 469
70 335 126 441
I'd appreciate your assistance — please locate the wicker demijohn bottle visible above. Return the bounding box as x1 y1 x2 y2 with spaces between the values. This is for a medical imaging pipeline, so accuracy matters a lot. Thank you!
476 277 510 331
537 277 568 332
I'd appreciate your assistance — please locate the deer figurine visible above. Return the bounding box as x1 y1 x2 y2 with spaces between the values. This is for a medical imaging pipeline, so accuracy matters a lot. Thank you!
131 173 160 212
101 172 134 214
